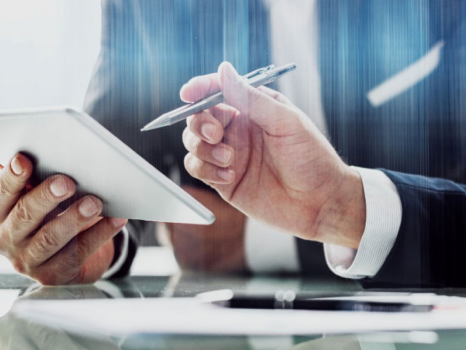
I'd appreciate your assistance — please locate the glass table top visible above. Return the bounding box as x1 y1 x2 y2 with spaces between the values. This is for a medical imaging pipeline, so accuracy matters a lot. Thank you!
2 272 466 349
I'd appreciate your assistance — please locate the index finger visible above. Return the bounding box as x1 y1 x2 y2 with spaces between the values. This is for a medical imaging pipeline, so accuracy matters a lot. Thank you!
6 174 76 244
180 73 220 103
0 154 33 221
218 62 295 136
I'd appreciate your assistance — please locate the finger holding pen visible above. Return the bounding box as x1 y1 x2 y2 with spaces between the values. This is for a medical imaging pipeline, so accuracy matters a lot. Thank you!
182 61 366 249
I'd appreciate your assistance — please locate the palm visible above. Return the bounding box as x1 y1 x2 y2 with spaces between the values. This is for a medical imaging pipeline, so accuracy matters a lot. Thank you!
77 239 114 284
183 63 364 246
213 107 336 237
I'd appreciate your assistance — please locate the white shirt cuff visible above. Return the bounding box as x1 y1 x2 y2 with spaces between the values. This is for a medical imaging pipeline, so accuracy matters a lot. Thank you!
245 219 300 273
102 226 130 279
324 167 402 279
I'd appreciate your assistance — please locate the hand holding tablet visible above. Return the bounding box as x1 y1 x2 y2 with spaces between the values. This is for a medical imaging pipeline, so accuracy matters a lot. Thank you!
0 153 126 285
0 107 215 284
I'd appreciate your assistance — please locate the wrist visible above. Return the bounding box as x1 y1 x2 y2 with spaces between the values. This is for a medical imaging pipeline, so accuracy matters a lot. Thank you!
314 165 366 249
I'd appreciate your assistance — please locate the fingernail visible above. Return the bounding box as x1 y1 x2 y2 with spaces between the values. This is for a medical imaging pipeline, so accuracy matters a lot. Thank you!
218 169 235 182
212 146 232 164
79 197 99 218
11 157 24 176
50 176 69 197
201 123 216 141
111 217 126 227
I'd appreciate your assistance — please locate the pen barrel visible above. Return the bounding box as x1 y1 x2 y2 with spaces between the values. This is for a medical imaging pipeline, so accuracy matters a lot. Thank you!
168 75 271 125
143 62 296 130
247 74 275 88
168 93 224 125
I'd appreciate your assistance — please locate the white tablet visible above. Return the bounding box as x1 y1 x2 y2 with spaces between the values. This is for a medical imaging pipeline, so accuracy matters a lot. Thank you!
0 107 215 225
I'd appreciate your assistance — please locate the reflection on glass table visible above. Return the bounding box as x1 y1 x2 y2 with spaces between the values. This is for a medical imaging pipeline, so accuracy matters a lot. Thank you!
1 311 465 350
2 247 466 349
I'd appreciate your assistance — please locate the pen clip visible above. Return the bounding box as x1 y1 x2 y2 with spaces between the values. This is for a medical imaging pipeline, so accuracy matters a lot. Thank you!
243 64 275 80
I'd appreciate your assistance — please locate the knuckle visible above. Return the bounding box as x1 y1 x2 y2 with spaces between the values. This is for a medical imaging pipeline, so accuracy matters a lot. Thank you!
184 153 193 171
275 93 288 104
185 154 200 177
76 240 89 262
0 227 13 256
0 177 17 197
13 198 35 225
197 163 210 180
186 115 195 129
189 135 203 155
189 114 202 133
18 249 35 271
36 227 61 255
249 87 263 105
185 154 204 179
182 127 190 148
272 92 283 101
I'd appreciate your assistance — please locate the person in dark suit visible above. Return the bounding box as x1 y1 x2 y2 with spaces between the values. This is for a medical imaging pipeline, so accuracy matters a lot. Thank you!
317 0 466 287
85 0 466 288
84 0 337 280
1 0 464 287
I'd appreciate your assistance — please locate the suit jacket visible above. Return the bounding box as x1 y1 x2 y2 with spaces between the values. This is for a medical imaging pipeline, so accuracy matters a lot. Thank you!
317 0 466 288
85 0 466 287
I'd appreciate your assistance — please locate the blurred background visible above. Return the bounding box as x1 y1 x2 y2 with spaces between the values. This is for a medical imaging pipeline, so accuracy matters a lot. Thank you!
0 0 101 110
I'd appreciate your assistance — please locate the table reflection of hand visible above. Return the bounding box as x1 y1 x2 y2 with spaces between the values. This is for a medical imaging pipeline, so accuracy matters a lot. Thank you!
0 312 122 350
182 62 366 248
0 282 126 349
19 282 112 301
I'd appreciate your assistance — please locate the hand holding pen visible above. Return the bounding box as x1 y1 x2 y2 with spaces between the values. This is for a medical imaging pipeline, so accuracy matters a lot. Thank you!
179 61 367 249
141 63 296 131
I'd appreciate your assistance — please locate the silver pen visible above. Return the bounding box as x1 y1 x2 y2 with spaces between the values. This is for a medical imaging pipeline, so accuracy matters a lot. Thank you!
141 63 297 131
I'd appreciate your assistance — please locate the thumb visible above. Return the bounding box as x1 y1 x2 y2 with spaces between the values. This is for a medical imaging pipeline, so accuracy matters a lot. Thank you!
218 62 291 135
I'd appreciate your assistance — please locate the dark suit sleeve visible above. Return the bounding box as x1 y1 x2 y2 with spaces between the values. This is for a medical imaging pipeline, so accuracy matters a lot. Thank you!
358 170 466 288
